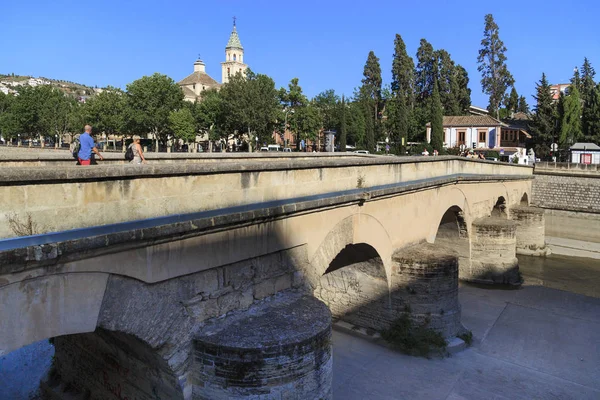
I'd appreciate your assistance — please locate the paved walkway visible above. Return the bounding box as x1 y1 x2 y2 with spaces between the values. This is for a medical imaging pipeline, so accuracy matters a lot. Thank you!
333 283 600 399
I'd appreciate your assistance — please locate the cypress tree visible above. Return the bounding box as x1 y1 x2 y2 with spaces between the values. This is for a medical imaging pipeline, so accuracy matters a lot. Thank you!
360 51 382 153
455 65 471 115
582 84 600 143
517 96 530 113
580 57 596 103
415 39 435 104
391 34 414 153
364 100 375 153
430 80 444 151
530 73 556 151
477 14 514 119
506 87 519 114
558 86 582 148
435 49 460 115
339 95 347 152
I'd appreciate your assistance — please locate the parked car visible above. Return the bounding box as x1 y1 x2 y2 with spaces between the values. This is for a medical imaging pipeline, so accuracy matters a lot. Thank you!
260 146 269 152
283 147 292 152
267 144 281 152
354 150 370 154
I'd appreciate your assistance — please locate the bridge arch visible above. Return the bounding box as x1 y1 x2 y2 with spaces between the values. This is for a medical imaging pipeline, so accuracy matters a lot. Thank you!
520 192 529 206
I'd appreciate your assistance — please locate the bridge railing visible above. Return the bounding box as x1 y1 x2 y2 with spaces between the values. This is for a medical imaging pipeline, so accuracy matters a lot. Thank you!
0 156 532 241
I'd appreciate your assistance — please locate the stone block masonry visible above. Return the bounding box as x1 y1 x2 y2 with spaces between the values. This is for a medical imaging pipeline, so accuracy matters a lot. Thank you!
193 292 332 400
468 218 521 285
391 244 463 338
510 205 549 256
532 170 600 213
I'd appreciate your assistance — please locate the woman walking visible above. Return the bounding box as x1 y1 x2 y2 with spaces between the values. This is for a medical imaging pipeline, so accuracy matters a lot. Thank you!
129 135 146 164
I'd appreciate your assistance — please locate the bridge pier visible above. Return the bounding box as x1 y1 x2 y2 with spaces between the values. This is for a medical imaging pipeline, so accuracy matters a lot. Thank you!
391 244 463 338
192 292 332 399
467 218 522 285
510 205 550 256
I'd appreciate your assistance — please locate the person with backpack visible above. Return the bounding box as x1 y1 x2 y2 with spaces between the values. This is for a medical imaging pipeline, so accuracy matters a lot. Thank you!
126 135 146 164
77 125 103 165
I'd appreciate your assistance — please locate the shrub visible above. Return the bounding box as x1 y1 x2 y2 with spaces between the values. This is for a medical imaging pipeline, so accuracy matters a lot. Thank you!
381 313 447 358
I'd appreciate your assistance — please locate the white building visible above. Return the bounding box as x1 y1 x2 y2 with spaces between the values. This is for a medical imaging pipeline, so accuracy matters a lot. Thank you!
570 142 600 164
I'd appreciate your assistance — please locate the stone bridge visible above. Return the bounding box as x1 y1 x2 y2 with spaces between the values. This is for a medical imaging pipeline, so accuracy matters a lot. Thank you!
0 155 545 399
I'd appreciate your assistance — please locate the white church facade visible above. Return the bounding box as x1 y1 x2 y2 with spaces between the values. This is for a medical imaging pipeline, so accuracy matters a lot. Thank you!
178 20 248 102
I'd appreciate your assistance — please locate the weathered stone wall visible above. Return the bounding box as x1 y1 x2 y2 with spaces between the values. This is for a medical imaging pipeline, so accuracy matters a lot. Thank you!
468 218 520 285
510 205 548 256
0 156 531 239
390 244 462 338
193 292 332 400
532 170 600 213
314 258 391 331
50 329 184 400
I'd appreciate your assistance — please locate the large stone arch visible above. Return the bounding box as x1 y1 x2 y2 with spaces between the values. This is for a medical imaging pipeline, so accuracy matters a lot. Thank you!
426 187 472 242
0 272 109 356
308 213 393 286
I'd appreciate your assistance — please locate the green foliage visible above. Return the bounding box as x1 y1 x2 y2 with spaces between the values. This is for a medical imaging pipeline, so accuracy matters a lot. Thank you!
557 86 582 148
390 33 414 153
455 65 472 115
193 89 223 141
380 313 447 358
435 49 460 116
529 73 556 148
339 95 347 152
415 39 435 104
517 95 530 114
126 73 184 144
580 57 596 103
358 51 382 153
506 87 519 113
458 331 473 346
477 14 514 118
582 84 600 143
430 80 444 151
221 69 279 145
346 101 366 147
169 106 197 144
313 89 340 131
85 87 126 135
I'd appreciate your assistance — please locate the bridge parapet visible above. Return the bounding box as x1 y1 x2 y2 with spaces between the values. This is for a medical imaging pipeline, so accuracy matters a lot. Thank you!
0 156 531 240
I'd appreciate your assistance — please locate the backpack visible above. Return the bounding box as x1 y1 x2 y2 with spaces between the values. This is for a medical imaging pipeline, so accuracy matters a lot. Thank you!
125 144 134 161
71 138 81 160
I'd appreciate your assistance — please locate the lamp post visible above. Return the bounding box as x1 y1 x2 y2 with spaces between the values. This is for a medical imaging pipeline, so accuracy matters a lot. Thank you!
55 134 58 149
385 136 389 155
17 134 20 147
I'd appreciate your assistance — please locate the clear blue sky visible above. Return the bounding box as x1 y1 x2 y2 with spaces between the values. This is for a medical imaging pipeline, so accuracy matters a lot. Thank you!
2 0 598 108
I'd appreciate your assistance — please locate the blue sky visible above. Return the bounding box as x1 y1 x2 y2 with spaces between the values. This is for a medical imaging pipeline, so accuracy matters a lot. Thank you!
2 0 598 108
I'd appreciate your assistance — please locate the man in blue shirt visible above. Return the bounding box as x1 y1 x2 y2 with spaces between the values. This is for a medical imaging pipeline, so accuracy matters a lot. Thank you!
78 125 103 165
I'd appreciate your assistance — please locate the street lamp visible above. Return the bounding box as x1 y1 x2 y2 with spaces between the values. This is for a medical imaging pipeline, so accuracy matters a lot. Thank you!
17 134 20 147
55 134 58 149
385 136 389 154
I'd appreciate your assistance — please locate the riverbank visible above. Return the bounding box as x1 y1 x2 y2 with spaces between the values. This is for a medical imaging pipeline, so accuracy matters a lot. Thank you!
544 209 600 259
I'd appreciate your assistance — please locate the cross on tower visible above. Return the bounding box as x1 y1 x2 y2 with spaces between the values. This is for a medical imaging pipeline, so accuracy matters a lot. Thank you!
233 16 236 26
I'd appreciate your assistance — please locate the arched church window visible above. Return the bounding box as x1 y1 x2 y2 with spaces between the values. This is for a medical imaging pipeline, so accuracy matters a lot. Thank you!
233 54 237 61
227 68 230 77
193 84 196 90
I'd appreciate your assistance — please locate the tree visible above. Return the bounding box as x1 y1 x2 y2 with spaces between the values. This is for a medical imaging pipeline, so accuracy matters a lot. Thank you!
85 87 126 136
415 39 435 104
455 65 471 115
557 86 582 148
391 33 415 152
580 57 596 103
169 106 197 148
517 96 530 113
346 101 366 148
435 49 460 115
359 51 382 153
0 92 18 139
477 14 514 119
506 87 519 114
313 89 339 131
582 84 600 143
529 73 556 156
220 69 279 146
430 80 444 151
295 101 322 146
126 73 184 148
339 95 347 152
193 89 223 141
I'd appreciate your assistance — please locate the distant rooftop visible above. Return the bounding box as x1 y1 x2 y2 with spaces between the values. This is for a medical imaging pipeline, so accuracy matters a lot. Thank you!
570 142 600 151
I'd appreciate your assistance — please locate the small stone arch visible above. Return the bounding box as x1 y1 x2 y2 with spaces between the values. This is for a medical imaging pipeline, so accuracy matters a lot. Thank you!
520 192 529 206
491 196 508 218
233 53 237 61
433 205 471 280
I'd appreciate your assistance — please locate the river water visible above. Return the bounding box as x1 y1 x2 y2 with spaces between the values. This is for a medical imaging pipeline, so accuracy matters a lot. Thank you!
1 254 599 399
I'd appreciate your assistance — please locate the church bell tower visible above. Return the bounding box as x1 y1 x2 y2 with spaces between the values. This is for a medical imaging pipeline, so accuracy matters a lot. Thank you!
221 17 247 84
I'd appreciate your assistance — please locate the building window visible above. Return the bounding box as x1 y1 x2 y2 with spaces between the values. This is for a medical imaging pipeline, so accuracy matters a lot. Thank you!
193 84 196 90
227 68 230 77
458 131 466 144
233 54 237 61
478 130 487 143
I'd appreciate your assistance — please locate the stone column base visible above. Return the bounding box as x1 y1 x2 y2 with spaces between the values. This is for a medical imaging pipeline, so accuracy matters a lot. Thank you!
467 218 522 285
391 243 463 338
193 291 332 399
510 205 551 256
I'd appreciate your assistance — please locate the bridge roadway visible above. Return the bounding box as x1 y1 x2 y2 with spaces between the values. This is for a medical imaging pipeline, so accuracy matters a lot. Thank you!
0 155 537 399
